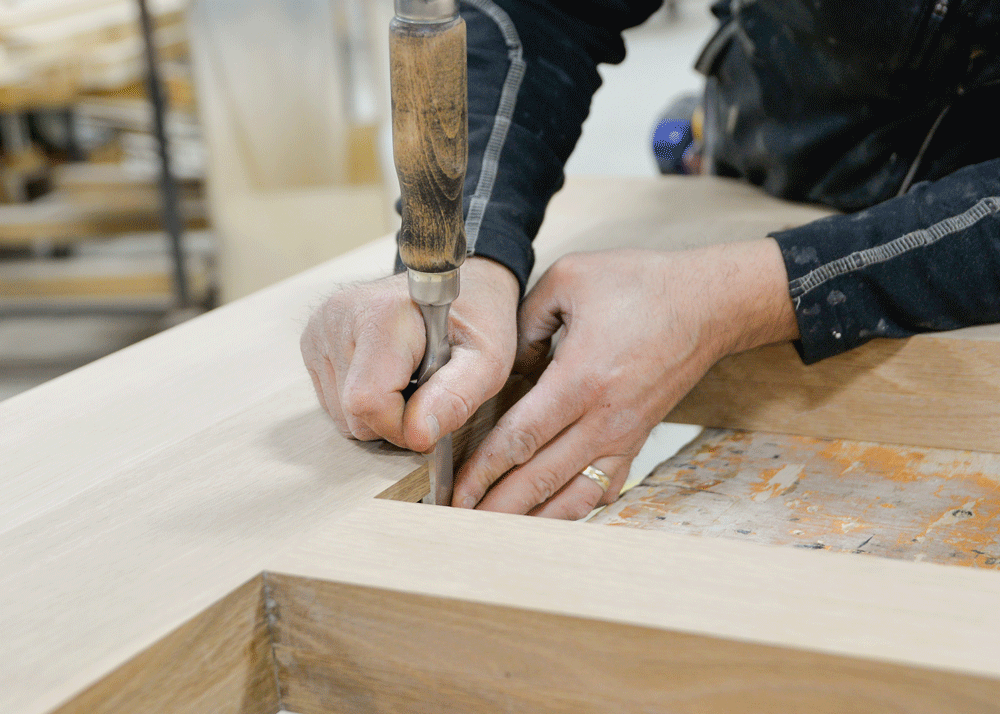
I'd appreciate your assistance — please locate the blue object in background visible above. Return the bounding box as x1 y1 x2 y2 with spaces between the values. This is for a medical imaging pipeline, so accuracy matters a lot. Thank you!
653 119 693 174
652 92 700 175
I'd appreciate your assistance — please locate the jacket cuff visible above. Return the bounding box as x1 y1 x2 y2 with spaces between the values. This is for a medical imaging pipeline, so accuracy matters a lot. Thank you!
466 222 534 298
770 212 914 365
391 216 534 299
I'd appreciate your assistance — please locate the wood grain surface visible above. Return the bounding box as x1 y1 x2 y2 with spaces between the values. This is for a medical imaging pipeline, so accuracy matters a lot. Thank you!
1 236 411 714
273 499 1000 685
268 570 1000 714
49 576 278 714
670 335 1000 453
5 176 1000 713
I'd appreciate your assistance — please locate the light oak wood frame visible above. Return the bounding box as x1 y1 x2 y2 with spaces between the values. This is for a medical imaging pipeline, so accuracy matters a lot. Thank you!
51 568 1000 713
5 177 1000 714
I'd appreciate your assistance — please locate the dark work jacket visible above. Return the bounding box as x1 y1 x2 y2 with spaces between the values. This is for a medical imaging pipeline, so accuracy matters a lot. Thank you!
438 0 1000 363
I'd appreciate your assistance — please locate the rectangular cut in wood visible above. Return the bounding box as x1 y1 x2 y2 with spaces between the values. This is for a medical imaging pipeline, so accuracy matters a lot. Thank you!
594 428 1000 568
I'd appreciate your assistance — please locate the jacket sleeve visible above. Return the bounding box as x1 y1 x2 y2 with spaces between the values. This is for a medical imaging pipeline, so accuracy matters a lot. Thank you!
771 159 1000 364
401 0 662 295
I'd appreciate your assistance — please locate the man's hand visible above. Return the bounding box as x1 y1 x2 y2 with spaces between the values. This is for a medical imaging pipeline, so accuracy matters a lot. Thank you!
452 239 799 519
300 256 519 456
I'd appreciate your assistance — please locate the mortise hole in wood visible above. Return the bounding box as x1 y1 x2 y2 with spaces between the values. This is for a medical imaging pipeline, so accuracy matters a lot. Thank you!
375 376 534 504
51 571 1000 713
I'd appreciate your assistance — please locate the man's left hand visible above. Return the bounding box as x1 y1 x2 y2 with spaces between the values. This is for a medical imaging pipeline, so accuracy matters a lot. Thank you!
451 240 799 519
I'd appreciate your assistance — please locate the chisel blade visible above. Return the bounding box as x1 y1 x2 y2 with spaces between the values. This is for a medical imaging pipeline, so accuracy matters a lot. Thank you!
414 300 454 506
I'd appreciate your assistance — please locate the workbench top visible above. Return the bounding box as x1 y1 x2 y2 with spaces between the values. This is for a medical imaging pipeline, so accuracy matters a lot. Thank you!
4 176 1000 713
594 427 1000 567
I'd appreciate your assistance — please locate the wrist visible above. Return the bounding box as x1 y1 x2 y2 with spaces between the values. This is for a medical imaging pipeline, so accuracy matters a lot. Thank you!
706 238 799 356
462 255 520 305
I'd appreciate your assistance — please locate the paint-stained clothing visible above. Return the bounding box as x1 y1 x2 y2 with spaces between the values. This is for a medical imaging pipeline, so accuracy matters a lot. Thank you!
449 0 1000 363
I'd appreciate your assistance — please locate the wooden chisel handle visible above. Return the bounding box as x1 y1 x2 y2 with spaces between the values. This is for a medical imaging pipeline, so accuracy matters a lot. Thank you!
390 8 468 274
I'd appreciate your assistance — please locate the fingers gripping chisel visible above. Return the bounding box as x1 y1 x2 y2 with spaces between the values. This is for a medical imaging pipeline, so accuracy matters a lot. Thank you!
390 0 468 505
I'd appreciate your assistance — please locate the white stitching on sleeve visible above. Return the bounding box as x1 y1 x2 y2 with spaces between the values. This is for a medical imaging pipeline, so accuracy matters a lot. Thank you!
789 196 1000 299
461 0 526 254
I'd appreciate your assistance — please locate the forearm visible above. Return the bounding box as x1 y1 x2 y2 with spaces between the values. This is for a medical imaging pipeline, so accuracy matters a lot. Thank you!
457 0 662 294
771 159 1000 363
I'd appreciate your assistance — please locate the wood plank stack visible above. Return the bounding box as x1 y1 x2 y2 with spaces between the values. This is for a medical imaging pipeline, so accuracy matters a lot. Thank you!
0 0 213 312
0 0 189 109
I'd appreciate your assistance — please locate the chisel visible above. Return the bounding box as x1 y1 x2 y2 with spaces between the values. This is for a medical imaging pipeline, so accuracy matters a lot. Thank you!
390 0 467 505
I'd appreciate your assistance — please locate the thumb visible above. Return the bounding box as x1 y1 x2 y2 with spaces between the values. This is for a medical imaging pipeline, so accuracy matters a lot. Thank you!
402 343 509 453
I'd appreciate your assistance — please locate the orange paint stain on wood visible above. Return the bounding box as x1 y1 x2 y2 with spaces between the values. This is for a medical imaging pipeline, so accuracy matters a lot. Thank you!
594 428 1000 568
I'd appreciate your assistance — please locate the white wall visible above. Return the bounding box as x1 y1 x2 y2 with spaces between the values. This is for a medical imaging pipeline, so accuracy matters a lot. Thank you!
566 1 717 177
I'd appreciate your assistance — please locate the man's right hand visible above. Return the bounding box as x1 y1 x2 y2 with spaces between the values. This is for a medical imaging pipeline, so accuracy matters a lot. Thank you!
300 256 520 455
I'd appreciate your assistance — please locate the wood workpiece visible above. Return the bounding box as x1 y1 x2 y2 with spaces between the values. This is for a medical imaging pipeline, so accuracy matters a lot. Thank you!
4 176 1000 713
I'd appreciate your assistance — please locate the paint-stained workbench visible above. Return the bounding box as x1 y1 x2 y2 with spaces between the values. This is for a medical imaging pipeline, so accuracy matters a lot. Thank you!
5 176 1000 714
595 429 1000 568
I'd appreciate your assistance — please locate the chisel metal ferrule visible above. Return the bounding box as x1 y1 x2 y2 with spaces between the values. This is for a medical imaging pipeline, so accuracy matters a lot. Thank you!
408 269 458 397
407 268 460 307
394 0 458 23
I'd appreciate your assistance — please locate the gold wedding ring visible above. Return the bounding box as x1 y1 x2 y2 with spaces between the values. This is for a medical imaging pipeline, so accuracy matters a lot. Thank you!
581 465 611 492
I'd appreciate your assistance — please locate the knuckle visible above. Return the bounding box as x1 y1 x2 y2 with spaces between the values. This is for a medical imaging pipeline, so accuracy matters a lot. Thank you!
341 407 378 441
524 467 565 506
299 328 315 358
565 500 595 521
301 316 330 359
365 290 396 316
602 410 643 448
576 370 607 404
329 403 364 441
603 362 630 386
333 419 355 440
548 255 578 285
502 425 541 466
367 281 411 315
481 351 512 388
341 380 380 421
594 415 626 446
319 295 349 329
346 424 377 442
469 469 498 497
441 385 476 429
455 463 499 507
305 368 327 404
599 487 622 508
